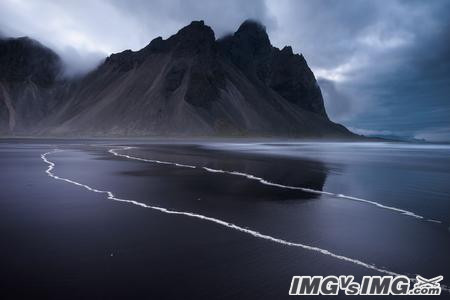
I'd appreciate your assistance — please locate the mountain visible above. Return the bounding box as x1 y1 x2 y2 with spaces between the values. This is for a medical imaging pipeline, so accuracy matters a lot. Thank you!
0 37 61 133
0 20 355 138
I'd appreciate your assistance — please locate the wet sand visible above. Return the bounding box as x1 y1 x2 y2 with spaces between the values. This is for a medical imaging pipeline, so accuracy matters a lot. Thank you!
1 140 449 299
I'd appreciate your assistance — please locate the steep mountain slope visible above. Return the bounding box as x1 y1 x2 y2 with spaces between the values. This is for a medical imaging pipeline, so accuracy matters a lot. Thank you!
0 37 61 134
219 21 327 117
0 20 355 138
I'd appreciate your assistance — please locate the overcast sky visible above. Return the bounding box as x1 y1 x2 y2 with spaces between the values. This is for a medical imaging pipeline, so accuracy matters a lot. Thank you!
1 0 449 141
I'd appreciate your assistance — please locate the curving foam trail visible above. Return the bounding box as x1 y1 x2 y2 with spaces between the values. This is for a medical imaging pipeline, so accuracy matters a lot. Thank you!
41 149 450 292
108 146 439 223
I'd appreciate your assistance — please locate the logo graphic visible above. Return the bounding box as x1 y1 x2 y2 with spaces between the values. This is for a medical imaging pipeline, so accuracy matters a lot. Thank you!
410 275 443 295
289 275 443 296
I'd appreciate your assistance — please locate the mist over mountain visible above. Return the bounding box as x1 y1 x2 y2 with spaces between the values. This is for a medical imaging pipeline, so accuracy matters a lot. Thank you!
0 20 354 138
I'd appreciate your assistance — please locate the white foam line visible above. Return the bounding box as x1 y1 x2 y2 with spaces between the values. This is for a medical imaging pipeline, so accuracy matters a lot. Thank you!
426 219 443 224
108 148 195 169
41 149 450 292
109 147 431 222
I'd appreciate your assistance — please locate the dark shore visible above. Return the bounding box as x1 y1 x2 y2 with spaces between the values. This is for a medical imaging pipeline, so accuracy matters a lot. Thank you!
1 140 449 299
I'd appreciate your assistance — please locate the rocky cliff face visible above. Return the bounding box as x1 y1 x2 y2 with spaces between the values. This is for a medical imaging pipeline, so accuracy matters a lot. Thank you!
0 20 354 138
0 37 61 133
218 20 327 117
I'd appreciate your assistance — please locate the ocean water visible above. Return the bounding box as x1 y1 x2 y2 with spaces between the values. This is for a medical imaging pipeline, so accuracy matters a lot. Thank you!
204 142 450 224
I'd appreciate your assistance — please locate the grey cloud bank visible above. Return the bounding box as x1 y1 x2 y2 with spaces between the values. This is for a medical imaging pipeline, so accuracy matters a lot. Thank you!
1 0 449 141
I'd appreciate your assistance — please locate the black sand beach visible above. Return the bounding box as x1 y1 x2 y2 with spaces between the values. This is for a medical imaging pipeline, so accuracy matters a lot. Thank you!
1 139 449 299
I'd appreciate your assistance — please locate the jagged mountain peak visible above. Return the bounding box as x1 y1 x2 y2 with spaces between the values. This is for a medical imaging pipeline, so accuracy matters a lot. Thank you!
104 20 217 71
227 19 272 55
174 20 214 38
280 46 294 55
0 21 353 138
235 20 269 40
168 20 216 56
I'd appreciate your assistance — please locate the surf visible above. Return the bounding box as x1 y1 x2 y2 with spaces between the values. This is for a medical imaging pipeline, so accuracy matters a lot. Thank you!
41 148 449 293
109 146 439 224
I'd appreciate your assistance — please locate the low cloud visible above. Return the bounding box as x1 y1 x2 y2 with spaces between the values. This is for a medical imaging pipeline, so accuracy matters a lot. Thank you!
414 127 450 142
318 78 357 122
0 0 273 76
57 46 105 77
347 127 393 137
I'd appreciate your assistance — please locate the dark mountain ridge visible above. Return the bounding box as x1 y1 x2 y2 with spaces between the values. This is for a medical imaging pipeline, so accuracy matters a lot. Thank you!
0 20 355 138
0 37 62 132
